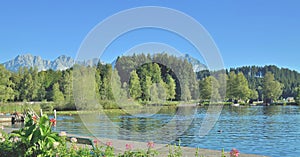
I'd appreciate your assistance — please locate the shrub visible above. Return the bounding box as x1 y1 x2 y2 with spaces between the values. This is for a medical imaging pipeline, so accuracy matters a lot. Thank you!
40 102 53 112
9 114 61 156
100 100 120 109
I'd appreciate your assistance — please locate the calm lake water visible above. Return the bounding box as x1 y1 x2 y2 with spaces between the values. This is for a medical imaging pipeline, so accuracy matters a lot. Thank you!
51 106 300 157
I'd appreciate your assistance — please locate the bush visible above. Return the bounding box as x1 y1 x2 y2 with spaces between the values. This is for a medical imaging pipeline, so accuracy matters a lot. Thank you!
40 103 53 112
100 100 120 109
3 113 61 156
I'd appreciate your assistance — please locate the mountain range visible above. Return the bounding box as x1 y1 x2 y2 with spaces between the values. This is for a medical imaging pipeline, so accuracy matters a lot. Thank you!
2 54 75 72
1 53 207 72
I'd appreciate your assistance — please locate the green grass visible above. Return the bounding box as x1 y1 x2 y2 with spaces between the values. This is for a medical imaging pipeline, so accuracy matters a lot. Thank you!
0 102 41 114
43 109 128 116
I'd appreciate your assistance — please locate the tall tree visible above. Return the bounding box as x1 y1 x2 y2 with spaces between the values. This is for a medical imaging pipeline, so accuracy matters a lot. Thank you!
157 81 167 101
294 86 300 105
140 76 152 101
226 72 251 101
73 65 98 109
199 76 221 101
97 64 114 100
52 82 64 103
129 70 141 100
19 68 34 101
166 74 176 101
236 72 251 101
151 63 162 83
216 73 227 100
37 72 46 101
181 83 192 101
30 67 39 101
111 69 122 101
226 71 239 100
61 70 73 103
262 72 283 102
150 83 158 102
0 65 14 102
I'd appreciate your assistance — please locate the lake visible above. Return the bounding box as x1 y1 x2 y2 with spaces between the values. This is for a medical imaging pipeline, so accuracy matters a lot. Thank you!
50 106 300 157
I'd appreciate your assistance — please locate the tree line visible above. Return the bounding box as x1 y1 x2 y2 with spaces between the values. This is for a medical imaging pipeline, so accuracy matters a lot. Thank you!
1 54 300 108
198 71 284 104
197 65 300 103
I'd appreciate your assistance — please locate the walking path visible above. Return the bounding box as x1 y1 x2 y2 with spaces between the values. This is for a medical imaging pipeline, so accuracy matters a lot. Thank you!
68 133 268 157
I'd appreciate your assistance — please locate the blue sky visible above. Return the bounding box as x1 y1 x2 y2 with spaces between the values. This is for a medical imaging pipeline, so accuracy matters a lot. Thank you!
1 1 300 71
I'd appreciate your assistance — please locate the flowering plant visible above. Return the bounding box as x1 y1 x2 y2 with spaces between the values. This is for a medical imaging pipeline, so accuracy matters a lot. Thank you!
230 148 240 157
9 113 62 156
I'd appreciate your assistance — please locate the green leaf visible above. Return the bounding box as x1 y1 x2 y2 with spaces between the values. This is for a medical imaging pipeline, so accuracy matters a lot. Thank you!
25 124 36 137
31 128 41 144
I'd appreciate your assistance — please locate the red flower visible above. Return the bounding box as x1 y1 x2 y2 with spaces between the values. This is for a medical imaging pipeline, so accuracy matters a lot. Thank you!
126 144 133 150
50 118 56 126
230 148 240 157
106 141 112 147
93 139 99 145
147 141 155 148
32 115 37 122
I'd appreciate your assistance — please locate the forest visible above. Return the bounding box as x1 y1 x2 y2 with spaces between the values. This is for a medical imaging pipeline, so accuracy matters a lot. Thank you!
1 53 300 110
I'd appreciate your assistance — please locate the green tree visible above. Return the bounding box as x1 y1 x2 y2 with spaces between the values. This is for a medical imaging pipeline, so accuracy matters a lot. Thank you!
10 72 21 101
249 89 259 100
181 83 192 101
0 65 14 102
199 78 211 101
226 72 251 101
166 74 176 101
236 72 251 101
97 64 114 100
157 81 167 101
61 70 73 103
226 71 238 100
73 65 98 110
95 65 101 99
216 73 227 100
294 86 300 105
151 63 162 83
262 72 283 102
129 70 141 100
199 76 220 102
19 68 33 101
30 67 39 101
111 69 122 101
150 84 158 102
140 76 152 101
52 82 64 103
37 72 46 101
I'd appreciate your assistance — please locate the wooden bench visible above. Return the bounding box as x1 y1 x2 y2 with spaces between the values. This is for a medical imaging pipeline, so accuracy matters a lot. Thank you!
66 135 96 150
